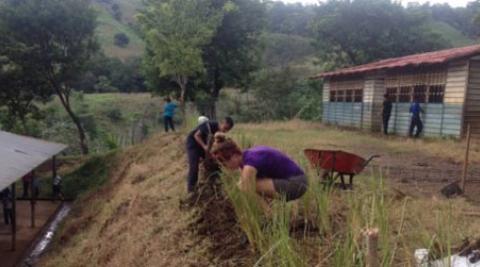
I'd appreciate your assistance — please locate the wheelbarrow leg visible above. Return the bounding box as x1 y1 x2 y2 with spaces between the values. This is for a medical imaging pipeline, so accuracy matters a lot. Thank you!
322 171 338 189
349 174 354 189
340 174 347 190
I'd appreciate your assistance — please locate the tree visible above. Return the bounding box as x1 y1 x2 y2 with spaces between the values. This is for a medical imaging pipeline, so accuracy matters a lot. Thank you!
112 3 122 21
311 0 449 68
137 0 224 112
200 0 265 118
0 0 98 154
0 44 51 132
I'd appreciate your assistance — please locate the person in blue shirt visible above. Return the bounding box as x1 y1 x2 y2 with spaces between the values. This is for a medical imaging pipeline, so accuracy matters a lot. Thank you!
163 97 177 132
409 99 424 137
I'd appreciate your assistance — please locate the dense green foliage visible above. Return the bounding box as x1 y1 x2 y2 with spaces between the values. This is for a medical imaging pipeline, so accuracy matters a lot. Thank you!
138 0 225 108
73 54 146 93
311 0 448 68
139 0 265 118
0 0 99 154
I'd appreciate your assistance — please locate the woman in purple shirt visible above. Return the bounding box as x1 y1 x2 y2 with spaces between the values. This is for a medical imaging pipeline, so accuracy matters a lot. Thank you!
212 134 308 205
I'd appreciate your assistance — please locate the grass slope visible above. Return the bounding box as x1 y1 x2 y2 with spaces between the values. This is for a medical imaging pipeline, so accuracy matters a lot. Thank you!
426 20 476 47
95 5 144 60
40 121 480 266
40 134 203 267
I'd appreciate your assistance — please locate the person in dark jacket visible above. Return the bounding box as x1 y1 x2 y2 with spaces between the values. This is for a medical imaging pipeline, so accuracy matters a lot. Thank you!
22 172 33 198
409 99 424 137
382 93 392 135
185 117 234 193
1 188 13 225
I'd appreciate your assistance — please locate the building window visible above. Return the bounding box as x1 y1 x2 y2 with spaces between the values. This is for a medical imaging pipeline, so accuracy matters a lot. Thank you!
399 87 412 103
428 85 445 103
345 90 353 102
330 90 336 102
413 85 427 103
354 89 363 102
337 90 345 102
386 87 398 102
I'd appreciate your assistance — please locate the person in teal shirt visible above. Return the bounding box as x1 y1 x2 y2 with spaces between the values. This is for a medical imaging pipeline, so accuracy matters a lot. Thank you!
163 97 177 132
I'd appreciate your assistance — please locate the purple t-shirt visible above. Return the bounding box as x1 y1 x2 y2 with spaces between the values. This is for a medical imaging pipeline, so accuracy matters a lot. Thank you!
242 146 304 179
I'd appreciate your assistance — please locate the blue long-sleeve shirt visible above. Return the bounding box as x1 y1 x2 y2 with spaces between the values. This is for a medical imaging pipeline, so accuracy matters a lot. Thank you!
409 102 423 117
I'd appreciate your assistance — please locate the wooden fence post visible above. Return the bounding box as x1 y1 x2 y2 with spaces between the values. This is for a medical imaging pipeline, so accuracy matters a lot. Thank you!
461 124 472 193
364 228 379 267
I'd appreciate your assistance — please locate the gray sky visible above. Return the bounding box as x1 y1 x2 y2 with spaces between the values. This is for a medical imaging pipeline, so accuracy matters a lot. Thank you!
278 0 470 7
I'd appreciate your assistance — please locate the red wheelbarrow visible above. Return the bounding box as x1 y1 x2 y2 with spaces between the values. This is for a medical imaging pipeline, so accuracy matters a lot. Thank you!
304 149 379 189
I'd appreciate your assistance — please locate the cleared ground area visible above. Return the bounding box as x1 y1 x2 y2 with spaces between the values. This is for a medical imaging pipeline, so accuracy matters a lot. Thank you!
0 200 60 267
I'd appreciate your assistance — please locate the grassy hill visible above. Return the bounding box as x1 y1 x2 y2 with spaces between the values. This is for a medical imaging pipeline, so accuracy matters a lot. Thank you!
39 120 480 266
40 93 165 154
427 20 477 47
93 0 144 60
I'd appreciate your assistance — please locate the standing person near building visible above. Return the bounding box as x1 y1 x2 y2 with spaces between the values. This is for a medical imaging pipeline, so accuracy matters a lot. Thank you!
22 172 33 198
53 174 64 201
163 97 177 132
382 93 392 135
1 188 13 225
409 99 424 137
185 117 234 193
32 175 40 198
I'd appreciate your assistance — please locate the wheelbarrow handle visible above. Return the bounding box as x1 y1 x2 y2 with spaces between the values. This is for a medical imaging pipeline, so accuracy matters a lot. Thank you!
362 155 380 168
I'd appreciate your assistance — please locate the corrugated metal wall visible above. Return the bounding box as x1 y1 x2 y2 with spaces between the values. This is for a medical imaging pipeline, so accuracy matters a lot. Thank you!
465 59 480 138
442 60 468 137
322 60 470 138
322 77 365 128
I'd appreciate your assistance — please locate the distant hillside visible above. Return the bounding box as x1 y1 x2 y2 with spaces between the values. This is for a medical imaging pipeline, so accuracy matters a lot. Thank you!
427 20 477 47
93 0 144 60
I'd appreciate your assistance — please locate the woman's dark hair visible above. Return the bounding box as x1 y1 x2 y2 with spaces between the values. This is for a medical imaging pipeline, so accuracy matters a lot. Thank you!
224 116 234 129
165 97 171 102
211 133 241 163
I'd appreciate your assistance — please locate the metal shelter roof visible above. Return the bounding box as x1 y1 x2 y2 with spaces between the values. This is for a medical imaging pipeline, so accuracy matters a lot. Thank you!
0 131 67 191
313 44 480 78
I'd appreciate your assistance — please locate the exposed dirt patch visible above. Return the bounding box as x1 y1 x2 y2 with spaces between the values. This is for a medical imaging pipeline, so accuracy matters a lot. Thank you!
185 165 256 266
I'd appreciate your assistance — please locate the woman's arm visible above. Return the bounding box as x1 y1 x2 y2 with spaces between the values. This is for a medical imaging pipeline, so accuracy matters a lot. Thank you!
238 166 257 193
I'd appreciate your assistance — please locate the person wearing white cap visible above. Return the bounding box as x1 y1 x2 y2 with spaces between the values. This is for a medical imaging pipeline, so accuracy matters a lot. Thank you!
198 116 209 125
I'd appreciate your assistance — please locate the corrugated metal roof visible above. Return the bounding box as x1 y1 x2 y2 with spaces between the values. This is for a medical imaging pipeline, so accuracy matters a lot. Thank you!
0 131 67 191
314 44 480 78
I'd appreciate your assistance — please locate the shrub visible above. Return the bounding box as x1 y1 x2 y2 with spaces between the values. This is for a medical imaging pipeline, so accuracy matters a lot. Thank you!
114 32 129 48
106 108 123 122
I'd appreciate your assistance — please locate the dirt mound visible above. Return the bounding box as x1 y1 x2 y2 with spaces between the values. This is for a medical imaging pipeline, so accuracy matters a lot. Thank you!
186 177 256 266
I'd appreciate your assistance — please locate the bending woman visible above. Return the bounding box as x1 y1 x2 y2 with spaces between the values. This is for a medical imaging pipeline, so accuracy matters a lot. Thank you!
212 134 308 210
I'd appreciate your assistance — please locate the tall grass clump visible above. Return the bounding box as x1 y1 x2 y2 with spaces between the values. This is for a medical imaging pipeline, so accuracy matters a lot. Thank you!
327 176 403 267
221 170 304 267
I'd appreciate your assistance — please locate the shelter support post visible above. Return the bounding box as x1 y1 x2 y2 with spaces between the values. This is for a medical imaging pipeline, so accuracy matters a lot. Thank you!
11 182 16 251
30 171 36 228
52 156 57 180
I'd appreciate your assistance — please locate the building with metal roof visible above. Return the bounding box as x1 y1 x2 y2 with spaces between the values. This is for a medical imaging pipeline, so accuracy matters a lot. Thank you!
0 130 66 251
313 44 480 138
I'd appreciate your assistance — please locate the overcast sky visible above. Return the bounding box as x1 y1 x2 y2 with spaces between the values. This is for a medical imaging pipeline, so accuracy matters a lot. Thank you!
278 0 470 7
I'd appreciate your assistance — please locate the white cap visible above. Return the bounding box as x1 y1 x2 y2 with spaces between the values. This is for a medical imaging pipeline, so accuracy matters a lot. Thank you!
198 116 209 125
